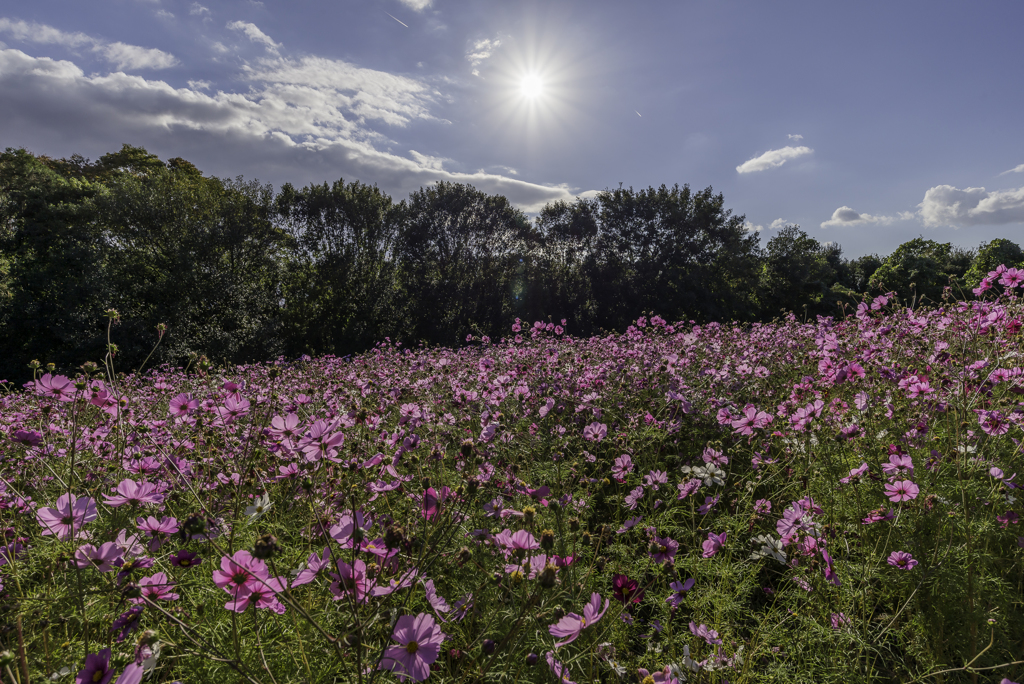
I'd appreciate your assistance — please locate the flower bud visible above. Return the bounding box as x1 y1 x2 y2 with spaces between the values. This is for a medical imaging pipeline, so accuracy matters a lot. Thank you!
482 639 496 655
539 529 555 551
525 652 539 666
384 526 405 549
568 517 581 532
457 546 472 564
538 564 557 589
523 506 536 524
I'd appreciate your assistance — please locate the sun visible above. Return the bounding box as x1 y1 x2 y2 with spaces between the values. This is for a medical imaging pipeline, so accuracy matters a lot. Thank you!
519 74 545 100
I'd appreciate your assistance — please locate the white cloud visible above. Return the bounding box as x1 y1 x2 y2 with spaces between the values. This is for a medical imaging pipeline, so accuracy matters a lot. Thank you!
0 19 178 70
769 218 789 230
397 0 432 10
210 41 229 54
156 10 175 20
787 134 803 141
227 20 280 53
0 18 94 48
999 163 1024 176
917 184 1024 227
0 48 591 213
736 146 813 174
466 37 501 68
820 206 893 229
742 220 763 233
408 150 449 171
95 42 178 70
188 79 211 90
190 3 210 16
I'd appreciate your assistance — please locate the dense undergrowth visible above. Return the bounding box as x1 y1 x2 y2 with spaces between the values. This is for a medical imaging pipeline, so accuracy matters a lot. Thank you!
1 270 1023 684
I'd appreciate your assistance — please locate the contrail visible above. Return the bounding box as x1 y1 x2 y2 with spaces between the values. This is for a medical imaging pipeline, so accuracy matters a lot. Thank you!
384 11 409 27
635 110 642 117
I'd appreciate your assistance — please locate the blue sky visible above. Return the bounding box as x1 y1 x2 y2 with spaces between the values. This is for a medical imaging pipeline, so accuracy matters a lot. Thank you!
1 0 1022 257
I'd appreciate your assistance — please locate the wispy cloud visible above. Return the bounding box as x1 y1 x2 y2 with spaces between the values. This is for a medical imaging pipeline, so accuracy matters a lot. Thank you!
0 49 591 212
736 146 813 174
0 17 178 70
769 218 790 230
227 20 280 54
396 0 432 11
742 220 763 233
187 79 211 90
999 163 1024 176
820 206 893 229
95 42 179 70
190 3 210 16
466 37 501 75
917 184 1024 227
156 10 175 21
787 134 803 141
0 17 93 48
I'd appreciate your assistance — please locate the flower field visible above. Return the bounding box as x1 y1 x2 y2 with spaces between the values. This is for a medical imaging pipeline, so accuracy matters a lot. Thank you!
1 275 1024 684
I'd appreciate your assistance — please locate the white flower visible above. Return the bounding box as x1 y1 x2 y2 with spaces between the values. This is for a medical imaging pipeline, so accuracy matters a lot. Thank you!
245 493 272 519
750 534 786 563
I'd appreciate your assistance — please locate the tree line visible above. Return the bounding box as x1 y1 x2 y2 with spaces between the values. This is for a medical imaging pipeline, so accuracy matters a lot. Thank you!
2 144 1021 383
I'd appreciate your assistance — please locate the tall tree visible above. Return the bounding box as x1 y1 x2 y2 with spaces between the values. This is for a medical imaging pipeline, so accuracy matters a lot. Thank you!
757 225 840 318
276 179 401 356
395 182 539 346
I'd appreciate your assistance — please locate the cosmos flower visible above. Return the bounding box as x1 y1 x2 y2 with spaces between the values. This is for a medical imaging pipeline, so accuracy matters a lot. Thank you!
377 613 447 682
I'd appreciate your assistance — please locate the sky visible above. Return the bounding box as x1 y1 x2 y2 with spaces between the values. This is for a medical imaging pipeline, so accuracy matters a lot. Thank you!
0 0 1022 258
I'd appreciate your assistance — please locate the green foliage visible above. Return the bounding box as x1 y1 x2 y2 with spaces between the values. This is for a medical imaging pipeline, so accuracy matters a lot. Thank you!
868 238 973 305
963 238 1024 287
757 225 842 318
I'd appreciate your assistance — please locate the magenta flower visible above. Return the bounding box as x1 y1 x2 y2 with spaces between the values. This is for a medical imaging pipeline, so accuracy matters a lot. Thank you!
822 549 840 586
168 393 199 418
611 454 634 479
35 373 76 402
612 574 643 604
136 516 178 552
227 576 287 614
881 454 914 478
214 394 251 424
293 547 331 587
169 549 202 569
731 405 772 435
887 551 918 570
212 550 269 604
702 530 727 558
649 535 679 565
36 493 97 540
582 422 607 442
75 648 114 684
377 613 447 682
546 651 577 684
74 542 122 573
689 621 723 645
132 571 179 604
298 418 344 462
548 592 609 647
495 529 539 551
665 578 696 608
103 479 165 507
329 558 373 604
884 480 920 503
840 463 870 484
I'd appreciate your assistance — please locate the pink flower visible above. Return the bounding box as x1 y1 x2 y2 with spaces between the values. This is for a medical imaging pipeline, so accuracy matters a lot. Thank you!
665 578 695 608
731 405 772 436
840 463 870 484
297 418 344 462
583 422 607 442
546 651 577 684
227 575 287 614
102 479 165 507
168 393 199 418
377 613 447 682
548 592 609 647
495 529 539 551
884 480 920 502
702 531 727 558
689 621 722 645
35 373 76 402
75 648 115 684
132 571 179 604
649 535 678 564
329 558 373 604
136 516 178 552
74 542 122 573
887 551 918 570
881 454 913 478
211 550 269 604
293 547 331 587
36 493 97 540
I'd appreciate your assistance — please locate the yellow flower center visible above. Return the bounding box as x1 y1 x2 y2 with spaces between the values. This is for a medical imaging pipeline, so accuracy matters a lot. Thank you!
93 670 105 683
405 640 419 654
